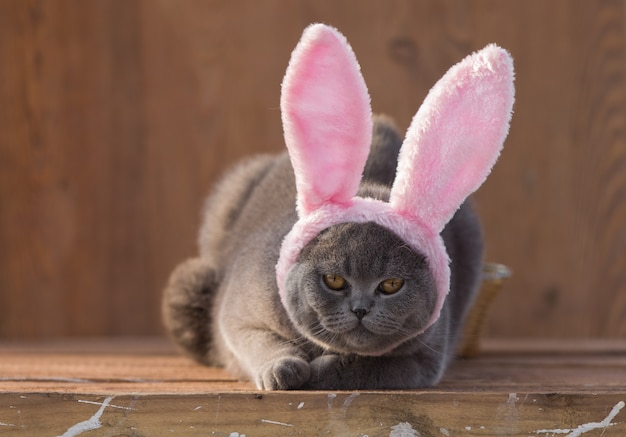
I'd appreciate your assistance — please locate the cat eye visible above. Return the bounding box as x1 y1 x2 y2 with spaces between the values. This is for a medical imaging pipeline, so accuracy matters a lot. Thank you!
323 274 348 291
379 278 404 295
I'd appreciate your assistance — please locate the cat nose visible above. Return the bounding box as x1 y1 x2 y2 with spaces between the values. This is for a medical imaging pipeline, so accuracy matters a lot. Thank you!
352 308 368 320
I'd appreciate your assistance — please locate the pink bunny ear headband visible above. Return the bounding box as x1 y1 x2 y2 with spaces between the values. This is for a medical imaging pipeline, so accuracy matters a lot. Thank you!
276 24 515 334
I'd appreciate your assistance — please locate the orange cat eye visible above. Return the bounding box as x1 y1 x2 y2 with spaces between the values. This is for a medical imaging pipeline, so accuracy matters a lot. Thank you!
323 274 348 291
379 278 404 295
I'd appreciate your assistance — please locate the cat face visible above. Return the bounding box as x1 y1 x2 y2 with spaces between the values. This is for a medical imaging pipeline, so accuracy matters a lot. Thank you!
284 221 437 356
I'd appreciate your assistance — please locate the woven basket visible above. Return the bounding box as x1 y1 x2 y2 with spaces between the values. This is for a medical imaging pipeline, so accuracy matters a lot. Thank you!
458 263 511 357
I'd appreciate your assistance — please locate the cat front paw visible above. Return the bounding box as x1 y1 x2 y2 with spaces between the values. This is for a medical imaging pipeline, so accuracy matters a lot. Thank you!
304 354 344 390
258 356 311 390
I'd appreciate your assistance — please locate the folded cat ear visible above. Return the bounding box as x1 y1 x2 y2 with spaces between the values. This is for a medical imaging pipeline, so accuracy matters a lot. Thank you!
281 24 373 217
390 45 515 233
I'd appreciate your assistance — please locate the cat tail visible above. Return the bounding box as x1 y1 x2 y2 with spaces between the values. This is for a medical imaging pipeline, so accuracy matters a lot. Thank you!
363 115 403 188
162 257 218 365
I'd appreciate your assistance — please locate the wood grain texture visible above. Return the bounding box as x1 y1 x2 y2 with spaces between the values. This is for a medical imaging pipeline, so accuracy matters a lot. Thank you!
0 0 625 338
0 339 626 436
470 0 626 337
0 393 625 437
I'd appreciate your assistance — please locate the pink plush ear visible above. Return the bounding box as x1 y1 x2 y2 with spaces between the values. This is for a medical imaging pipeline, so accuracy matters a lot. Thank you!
390 44 515 232
281 24 372 217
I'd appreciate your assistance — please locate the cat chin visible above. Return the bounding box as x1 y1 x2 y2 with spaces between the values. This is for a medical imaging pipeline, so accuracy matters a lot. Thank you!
325 341 404 357
302 326 412 357
345 337 413 357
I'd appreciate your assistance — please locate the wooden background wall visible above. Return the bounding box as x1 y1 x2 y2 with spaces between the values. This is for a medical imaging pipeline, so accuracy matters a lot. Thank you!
1 0 625 339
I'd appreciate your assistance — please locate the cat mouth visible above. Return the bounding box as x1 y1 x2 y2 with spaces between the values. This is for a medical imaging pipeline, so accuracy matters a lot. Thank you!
315 322 405 356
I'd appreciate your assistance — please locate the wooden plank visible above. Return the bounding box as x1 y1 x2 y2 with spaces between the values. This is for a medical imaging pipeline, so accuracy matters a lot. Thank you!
2 351 626 395
0 339 625 435
1 338 625 393
0 339 624 393
0 392 624 436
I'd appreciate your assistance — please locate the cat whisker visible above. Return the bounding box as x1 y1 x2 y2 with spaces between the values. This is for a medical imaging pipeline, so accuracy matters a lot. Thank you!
413 336 449 358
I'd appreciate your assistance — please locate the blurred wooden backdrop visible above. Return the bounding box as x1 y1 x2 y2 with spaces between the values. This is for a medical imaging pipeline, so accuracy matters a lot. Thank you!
1 0 624 339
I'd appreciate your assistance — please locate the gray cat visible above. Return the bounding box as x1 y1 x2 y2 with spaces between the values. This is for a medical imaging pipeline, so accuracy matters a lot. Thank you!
162 24 514 390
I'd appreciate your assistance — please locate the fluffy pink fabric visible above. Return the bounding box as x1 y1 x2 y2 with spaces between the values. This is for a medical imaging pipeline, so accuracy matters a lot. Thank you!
276 23 515 338
275 197 451 345
390 44 515 231
281 24 372 216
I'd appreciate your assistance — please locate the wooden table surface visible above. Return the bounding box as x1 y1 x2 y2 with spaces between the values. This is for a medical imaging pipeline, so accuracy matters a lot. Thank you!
0 338 625 436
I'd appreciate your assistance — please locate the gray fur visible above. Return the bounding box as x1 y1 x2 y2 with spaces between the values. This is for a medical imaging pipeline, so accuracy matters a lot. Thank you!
162 115 483 390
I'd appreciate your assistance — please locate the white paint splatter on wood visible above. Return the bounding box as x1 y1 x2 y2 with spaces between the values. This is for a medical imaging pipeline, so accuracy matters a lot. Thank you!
494 392 520 435
56 396 114 437
389 422 421 437
215 394 221 420
343 392 360 408
327 393 337 410
534 400 625 437
78 399 136 411
389 422 420 437
260 419 293 427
